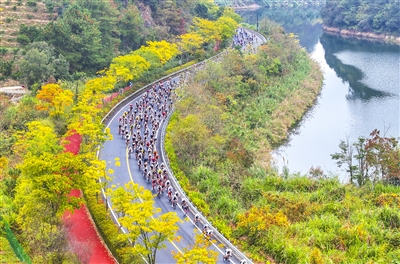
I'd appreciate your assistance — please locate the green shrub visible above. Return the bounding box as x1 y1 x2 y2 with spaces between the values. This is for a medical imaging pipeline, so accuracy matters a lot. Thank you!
187 190 210 215
84 191 125 263
16 34 30 45
45 1 54 13
209 217 232 240
27 1 37 7
0 47 8 55
0 237 22 263
379 207 400 229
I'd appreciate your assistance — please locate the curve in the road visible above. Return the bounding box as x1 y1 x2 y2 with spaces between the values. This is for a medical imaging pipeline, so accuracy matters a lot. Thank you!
99 28 266 264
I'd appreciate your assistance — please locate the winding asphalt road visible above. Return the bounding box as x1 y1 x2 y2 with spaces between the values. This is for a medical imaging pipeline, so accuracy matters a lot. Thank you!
99 28 266 264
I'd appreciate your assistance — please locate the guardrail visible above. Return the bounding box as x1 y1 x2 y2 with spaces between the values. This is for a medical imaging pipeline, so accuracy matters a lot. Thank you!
99 28 266 263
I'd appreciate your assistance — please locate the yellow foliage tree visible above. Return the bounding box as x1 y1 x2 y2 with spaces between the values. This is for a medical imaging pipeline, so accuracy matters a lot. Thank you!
85 75 117 94
36 83 62 110
132 47 163 69
177 32 205 61
109 182 181 264
0 156 8 178
144 40 180 64
192 17 220 43
36 83 74 117
172 231 218 264
108 53 150 82
216 15 238 41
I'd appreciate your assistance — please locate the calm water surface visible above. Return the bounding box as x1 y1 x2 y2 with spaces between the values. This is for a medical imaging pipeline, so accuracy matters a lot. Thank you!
240 7 400 181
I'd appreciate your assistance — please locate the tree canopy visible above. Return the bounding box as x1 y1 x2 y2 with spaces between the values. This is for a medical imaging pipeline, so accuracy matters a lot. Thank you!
322 0 400 36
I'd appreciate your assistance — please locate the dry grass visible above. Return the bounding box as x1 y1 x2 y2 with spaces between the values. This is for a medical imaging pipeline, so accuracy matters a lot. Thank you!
270 60 323 144
0 0 56 48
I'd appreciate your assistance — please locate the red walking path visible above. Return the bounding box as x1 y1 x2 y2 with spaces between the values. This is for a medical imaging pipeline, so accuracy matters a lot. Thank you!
63 132 116 264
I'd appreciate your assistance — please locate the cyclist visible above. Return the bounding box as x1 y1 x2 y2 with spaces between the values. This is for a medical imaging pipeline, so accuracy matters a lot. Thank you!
146 170 152 182
128 146 133 158
174 191 180 202
171 195 178 209
194 214 200 227
223 249 232 262
156 185 162 198
125 134 130 146
202 224 208 235
181 199 189 217
167 186 173 202
206 230 213 240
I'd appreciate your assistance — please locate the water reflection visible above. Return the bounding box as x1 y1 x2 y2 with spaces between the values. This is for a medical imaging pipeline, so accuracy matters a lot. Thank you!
320 33 397 101
237 6 323 52
239 6 399 179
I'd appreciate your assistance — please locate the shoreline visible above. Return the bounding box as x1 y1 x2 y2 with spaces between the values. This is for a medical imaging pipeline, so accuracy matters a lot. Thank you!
322 25 400 45
233 4 262 10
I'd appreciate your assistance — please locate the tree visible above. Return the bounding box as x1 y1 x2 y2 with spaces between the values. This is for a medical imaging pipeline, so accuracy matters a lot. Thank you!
36 83 74 117
169 114 210 165
132 48 162 70
216 15 238 41
43 4 106 74
143 40 180 64
191 17 219 43
75 0 120 64
19 24 42 43
353 137 369 186
18 42 70 86
172 232 218 263
53 54 70 80
12 121 84 262
177 32 205 61
195 3 209 19
118 4 144 52
365 129 400 182
332 130 400 185
109 182 181 264
331 138 357 184
19 48 54 86
155 1 185 36
107 53 150 82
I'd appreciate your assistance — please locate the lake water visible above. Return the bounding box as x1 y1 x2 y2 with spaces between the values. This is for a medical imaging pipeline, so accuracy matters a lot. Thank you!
239 7 400 181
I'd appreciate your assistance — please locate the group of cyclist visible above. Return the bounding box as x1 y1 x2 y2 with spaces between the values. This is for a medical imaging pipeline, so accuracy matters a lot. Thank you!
118 77 177 201
115 33 255 263
233 27 257 51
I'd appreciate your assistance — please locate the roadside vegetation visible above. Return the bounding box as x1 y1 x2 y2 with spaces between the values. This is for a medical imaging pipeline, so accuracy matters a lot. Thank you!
166 19 400 263
0 1 239 261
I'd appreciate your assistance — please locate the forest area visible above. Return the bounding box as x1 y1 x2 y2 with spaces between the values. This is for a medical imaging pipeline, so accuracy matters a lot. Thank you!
0 0 241 262
0 0 399 263
0 0 226 86
321 0 400 36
